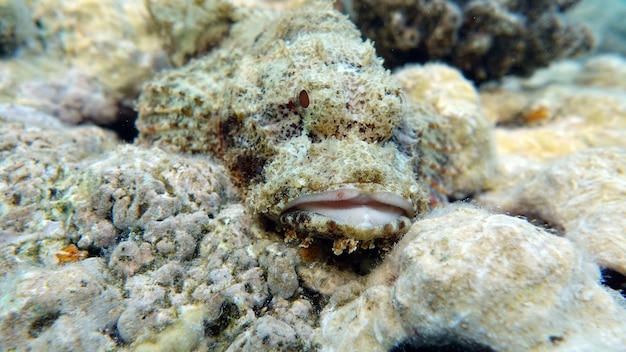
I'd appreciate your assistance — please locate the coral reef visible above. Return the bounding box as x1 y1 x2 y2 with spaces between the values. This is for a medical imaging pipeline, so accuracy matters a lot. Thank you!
479 54 626 190
342 0 594 82
394 63 496 199
71 144 236 252
0 104 123 352
479 148 626 277
318 206 626 351
0 259 123 351
475 53 626 292
0 104 118 235
0 0 292 127
3 100 625 350
0 0 241 126
0 108 316 350
0 0 167 125
25 0 169 95
1 0 626 350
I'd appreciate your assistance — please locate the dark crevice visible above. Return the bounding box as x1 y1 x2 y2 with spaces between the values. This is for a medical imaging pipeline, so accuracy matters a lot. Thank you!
505 211 565 237
104 322 126 346
601 268 626 299
298 285 326 320
28 310 61 338
391 338 496 352
203 300 241 337
292 237 387 276
105 104 138 143
253 294 274 317
86 244 104 258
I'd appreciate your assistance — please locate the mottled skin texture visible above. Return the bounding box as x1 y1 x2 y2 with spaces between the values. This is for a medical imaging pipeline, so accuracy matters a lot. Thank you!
136 0 452 254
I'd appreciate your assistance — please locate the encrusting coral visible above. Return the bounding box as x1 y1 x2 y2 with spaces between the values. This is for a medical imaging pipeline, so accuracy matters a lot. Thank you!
340 0 594 82
0 105 118 236
0 0 240 126
1 0 626 351
478 148 626 278
394 63 496 199
2 105 625 349
318 206 626 351
0 108 316 350
477 54 626 193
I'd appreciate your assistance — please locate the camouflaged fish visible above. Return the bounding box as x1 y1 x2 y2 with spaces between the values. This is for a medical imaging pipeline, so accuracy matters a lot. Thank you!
136 0 453 254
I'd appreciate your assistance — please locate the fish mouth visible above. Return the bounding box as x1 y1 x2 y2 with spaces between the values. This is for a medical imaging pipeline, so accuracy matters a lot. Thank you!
279 188 414 233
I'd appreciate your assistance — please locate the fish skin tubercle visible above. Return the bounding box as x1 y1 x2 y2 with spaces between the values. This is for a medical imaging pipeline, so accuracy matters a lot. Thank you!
135 0 453 254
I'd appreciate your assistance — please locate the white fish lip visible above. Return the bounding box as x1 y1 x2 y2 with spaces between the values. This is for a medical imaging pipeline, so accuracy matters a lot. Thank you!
280 188 414 228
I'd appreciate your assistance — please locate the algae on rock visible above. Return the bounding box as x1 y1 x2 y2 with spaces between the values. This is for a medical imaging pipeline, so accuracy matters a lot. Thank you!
318 206 626 351
341 0 593 82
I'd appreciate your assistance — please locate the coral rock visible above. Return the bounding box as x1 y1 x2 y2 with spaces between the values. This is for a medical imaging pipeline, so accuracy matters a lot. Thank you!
479 148 626 277
0 259 123 351
394 63 496 198
479 54 626 193
343 0 593 82
317 206 626 351
0 104 117 236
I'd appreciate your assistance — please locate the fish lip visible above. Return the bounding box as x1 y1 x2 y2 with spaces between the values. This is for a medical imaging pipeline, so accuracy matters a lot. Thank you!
279 188 415 228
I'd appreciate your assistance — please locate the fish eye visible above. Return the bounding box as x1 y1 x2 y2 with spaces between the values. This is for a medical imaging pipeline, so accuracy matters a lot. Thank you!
298 89 310 108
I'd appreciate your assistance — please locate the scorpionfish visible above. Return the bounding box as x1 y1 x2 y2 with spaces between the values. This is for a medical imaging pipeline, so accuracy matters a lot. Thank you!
136 0 454 254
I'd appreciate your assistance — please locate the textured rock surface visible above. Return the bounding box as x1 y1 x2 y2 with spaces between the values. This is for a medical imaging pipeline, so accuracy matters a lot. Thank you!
0 104 118 236
0 0 242 126
318 206 626 351
394 63 496 198
0 259 123 351
1 0 625 350
0 0 296 127
3 69 626 351
479 54 626 191
1 66 121 125
25 0 168 96
479 148 626 277
0 107 318 350
389 206 626 351
475 52 626 303
71 144 236 251
342 0 593 82
0 0 168 125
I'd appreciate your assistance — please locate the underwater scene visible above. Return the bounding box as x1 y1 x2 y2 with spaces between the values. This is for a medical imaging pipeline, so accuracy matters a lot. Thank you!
0 0 625 351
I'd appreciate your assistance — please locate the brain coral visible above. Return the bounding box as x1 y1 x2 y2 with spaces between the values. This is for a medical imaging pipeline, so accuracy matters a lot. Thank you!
341 0 594 82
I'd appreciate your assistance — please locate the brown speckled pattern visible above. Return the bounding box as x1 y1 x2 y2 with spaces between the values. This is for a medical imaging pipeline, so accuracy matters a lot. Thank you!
136 1 453 254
